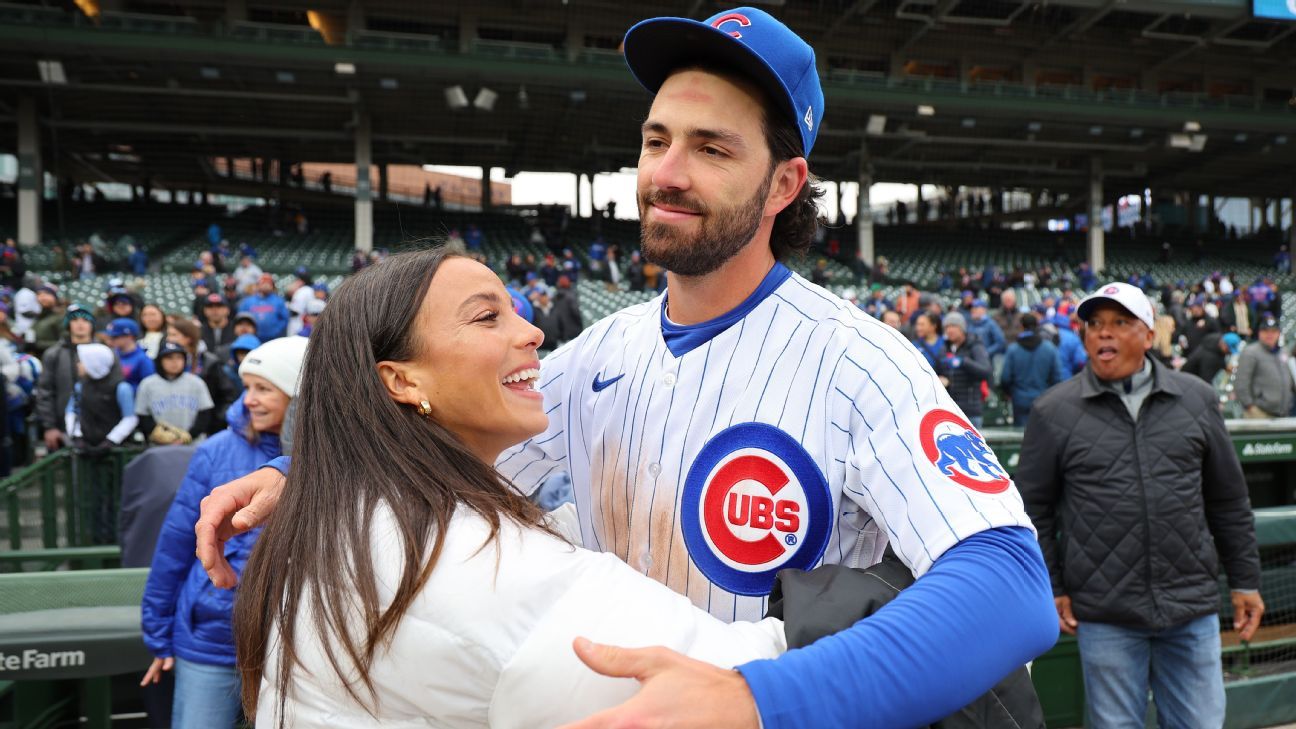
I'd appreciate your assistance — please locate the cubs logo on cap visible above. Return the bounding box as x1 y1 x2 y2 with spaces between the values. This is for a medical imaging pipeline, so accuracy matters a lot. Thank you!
681 423 832 596
919 409 1010 494
1076 281 1156 329
622 6 825 157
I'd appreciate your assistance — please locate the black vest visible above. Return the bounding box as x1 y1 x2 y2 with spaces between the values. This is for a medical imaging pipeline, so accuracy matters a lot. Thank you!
77 373 124 445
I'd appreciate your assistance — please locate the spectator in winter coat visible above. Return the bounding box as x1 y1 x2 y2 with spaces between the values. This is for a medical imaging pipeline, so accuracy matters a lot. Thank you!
221 334 261 400
1235 317 1295 419
139 336 307 728
1016 282 1262 729
107 318 155 392
911 311 945 371
168 318 236 436
139 304 168 360
1180 332 1238 385
136 341 215 444
939 312 992 427
966 300 1006 358
35 307 97 452
1176 295 1220 356
64 343 137 543
999 313 1064 428
31 284 66 357
199 294 237 359
1051 314 1088 376
237 274 289 340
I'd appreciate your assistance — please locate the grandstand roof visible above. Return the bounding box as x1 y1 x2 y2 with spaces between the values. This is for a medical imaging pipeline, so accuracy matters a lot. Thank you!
1 0 1293 200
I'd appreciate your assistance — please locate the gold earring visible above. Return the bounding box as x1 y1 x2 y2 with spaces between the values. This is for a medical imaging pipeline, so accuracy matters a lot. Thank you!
417 400 432 417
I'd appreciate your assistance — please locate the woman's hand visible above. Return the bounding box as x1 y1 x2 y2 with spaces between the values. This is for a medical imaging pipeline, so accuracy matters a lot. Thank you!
140 656 174 686
196 467 286 588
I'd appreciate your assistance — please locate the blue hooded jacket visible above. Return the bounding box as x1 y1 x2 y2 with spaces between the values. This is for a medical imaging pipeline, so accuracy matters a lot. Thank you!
140 399 281 665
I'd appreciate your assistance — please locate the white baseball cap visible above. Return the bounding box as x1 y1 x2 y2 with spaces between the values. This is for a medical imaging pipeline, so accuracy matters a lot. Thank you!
1076 282 1155 329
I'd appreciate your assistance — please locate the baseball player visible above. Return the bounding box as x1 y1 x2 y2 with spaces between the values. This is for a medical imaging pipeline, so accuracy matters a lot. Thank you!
197 7 1056 728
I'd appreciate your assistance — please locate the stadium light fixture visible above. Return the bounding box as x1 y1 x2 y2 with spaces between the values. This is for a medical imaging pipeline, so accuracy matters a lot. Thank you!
275 71 295 84
473 87 498 112
334 62 356 76
445 85 469 109
916 105 935 117
36 60 66 85
866 114 887 135
1183 121 1201 133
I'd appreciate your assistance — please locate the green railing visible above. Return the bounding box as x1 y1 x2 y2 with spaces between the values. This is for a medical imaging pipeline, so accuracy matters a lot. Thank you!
0 447 143 557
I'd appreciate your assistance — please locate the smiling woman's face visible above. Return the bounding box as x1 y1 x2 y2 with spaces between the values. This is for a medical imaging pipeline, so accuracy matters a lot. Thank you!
390 257 548 463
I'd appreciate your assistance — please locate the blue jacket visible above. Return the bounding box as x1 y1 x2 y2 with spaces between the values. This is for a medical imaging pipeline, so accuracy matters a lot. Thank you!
966 314 1006 357
998 333 1065 410
1055 327 1088 376
238 293 290 340
140 400 281 665
119 346 155 392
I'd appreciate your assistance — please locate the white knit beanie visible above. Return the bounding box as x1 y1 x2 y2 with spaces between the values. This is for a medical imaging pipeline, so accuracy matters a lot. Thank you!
238 336 309 397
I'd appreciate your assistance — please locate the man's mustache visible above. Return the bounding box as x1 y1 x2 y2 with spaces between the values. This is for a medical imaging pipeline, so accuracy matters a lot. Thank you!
640 190 707 216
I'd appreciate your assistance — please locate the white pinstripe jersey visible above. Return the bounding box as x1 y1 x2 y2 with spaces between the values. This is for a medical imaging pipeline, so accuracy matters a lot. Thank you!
497 264 1033 623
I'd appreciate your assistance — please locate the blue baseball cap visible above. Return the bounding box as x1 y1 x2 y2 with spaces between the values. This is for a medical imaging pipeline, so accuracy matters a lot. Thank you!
107 318 141 338
623 6 824 157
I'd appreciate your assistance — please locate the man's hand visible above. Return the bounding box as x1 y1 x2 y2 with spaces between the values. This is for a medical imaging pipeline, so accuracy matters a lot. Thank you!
1055 595 1078 635
43 428 63 451
1231 591 1265 642
195 467 286 588
558 638 760 729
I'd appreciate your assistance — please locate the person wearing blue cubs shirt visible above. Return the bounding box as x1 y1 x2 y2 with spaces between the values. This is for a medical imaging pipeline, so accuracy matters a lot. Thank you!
198 7 1056 729
107 318 155 392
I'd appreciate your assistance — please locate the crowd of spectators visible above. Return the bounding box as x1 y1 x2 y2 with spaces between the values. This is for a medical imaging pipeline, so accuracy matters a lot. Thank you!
0 237 326 525
852 267 1290 427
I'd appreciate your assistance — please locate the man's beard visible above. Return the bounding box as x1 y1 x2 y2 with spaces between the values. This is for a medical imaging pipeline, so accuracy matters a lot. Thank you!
638 177 769 278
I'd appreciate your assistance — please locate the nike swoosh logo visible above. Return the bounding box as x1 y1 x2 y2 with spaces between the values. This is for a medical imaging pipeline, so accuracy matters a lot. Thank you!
592 372 625 392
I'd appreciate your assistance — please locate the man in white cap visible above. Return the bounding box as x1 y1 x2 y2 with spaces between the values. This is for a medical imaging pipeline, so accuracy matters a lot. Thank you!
1016 282 1263 728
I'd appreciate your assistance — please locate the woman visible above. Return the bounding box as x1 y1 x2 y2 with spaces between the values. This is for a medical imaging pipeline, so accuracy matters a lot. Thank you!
911 310 944 371
235 248 786 729
138 304 168 359
140 336 308 728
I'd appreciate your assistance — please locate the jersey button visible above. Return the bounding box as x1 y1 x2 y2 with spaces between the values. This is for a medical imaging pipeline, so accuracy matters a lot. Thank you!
647 463 661 477
662 372 677 388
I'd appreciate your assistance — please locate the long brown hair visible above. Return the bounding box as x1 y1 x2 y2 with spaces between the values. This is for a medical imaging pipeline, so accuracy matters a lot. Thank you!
234 247 551 723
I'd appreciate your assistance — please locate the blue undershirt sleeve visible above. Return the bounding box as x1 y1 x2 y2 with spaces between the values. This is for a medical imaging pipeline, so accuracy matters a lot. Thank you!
263 455 291 475
738 526 1057 729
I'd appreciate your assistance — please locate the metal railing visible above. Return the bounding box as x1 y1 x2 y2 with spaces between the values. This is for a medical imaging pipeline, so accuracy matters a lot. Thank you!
0 447 143 555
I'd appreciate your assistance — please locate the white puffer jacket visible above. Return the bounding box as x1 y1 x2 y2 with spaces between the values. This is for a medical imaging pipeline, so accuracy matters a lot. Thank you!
257 504 785 728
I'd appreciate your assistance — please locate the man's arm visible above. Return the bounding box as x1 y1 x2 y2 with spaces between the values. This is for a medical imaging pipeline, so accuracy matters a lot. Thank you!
959 341 992 382
1234 352 1256 408
563 527 1057 729
1013 404 1076 633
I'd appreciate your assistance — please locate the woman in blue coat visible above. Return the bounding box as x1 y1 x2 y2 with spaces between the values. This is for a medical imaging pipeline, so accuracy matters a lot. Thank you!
139 336 307 728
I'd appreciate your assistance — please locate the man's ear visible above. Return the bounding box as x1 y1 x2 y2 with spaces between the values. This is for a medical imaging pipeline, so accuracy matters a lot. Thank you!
764 157 809 219
376 360 429 407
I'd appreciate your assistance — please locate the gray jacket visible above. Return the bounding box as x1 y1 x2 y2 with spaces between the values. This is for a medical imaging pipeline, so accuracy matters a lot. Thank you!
1016 356 1260 630
1234 343 1294 416
34 339 78 433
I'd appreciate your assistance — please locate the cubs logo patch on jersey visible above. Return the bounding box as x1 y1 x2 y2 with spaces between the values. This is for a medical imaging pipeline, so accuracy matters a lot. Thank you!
918 409 1011 494
681 423 833 596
